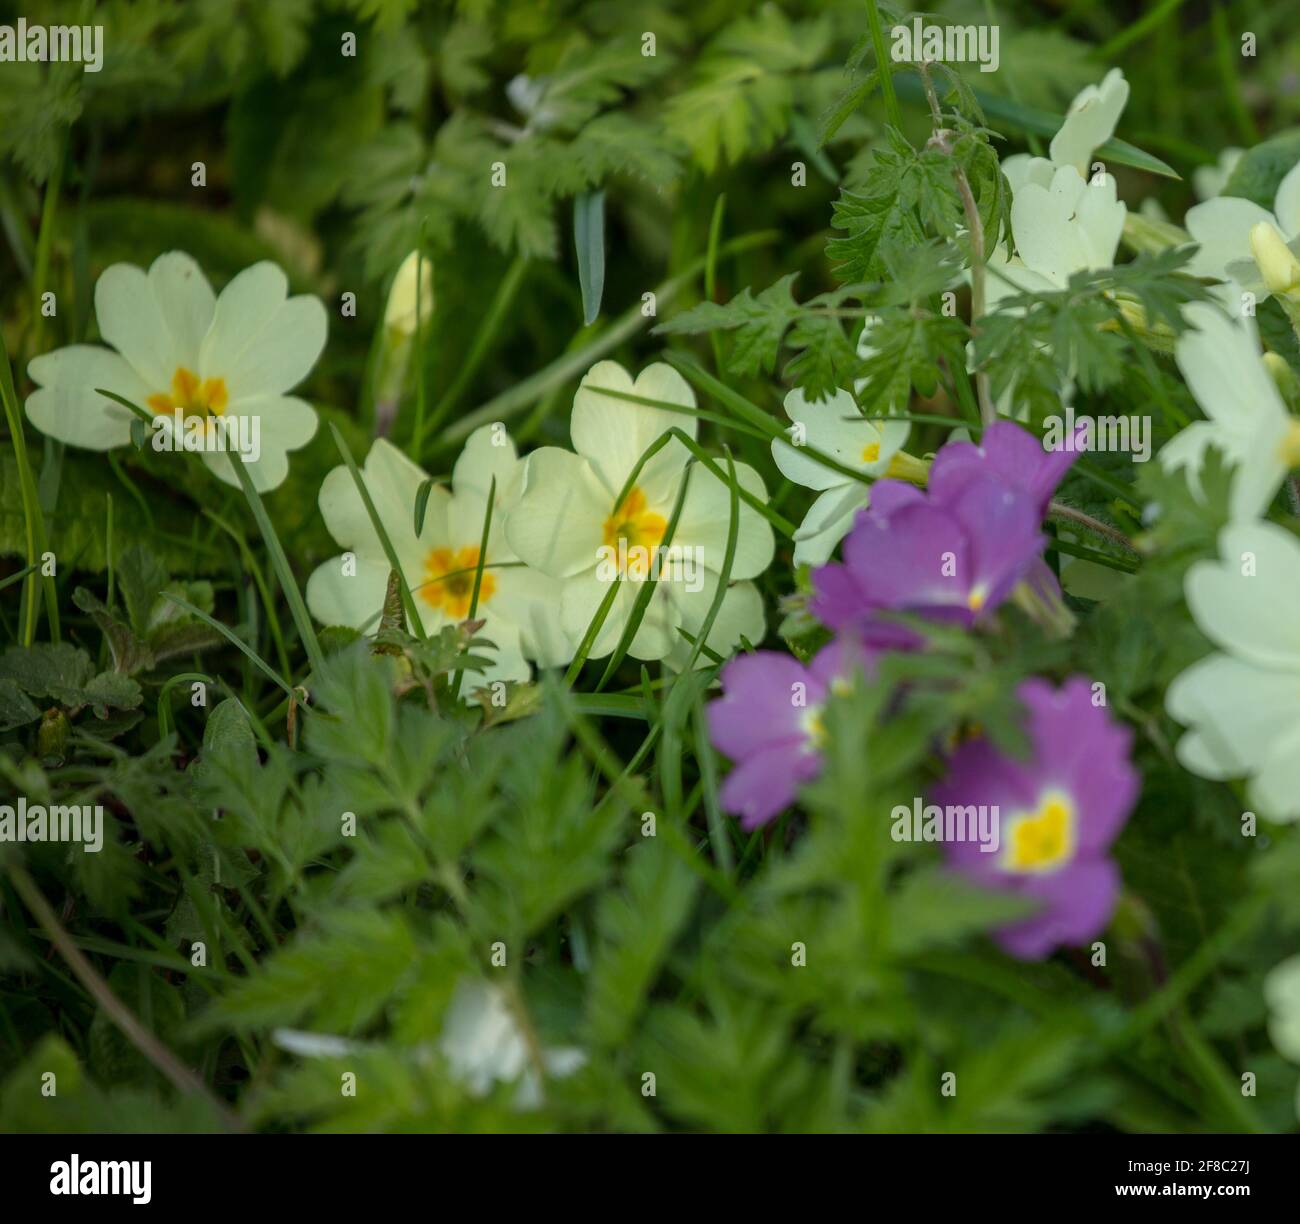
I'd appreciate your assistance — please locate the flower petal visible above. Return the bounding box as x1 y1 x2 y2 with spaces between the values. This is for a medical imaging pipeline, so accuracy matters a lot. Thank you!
1185 520 1300 665
1184 196 1275 281
200 262 327 399
672 460 775 581
25 346 149 450
571 361 694 500
306 554 392 632
505 447 609 579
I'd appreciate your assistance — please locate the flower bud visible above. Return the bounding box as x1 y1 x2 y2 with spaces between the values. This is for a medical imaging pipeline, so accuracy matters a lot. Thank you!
384 250 435 338
1250 221 1300 298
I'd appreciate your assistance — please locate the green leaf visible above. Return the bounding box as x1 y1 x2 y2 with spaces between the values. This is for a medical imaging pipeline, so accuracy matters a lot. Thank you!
0 678 40 731
587 842 700 1047
655 273 801 377
892 73 1180 180
1221 129 1300 209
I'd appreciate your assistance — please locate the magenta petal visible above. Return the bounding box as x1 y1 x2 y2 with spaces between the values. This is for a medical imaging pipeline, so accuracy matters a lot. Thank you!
991 859 1120 960
930 420 1077 516
867 479 927 517
707 651 823 760
1019 676 1139 854
844 502 974 610
809 561 868 631
718 743 823 829
949 476 1042 608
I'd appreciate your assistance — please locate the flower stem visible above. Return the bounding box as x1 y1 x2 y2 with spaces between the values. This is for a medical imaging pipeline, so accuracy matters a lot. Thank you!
8 862 243 1132
917 62 995 427
1048 501 1141 557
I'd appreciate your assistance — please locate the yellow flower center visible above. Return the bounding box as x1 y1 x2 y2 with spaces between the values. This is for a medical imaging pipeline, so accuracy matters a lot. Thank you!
602 487 667 579
421 546 495 619
801 706 827 748
861 441 881 464
147 366 229 419
1004 792 1075 873
967 585 987 613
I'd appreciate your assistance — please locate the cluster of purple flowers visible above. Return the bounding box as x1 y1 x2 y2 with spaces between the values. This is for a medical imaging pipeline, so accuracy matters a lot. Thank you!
707 422 1140 960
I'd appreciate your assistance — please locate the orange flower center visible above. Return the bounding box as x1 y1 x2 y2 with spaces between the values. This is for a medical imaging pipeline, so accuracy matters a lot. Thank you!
602 487 667 578
421 546 495 619
147 366 229 419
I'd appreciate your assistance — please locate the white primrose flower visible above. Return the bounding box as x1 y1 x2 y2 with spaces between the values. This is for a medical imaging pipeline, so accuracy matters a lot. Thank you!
26 251 325 491
1157 303 1300 520
1183 158 1300 295
1192 147 1244 202
1046 67 1131 180
439 978 585 1110
772 387 913 567
1265 956 1300 1118
504 361 775 665
991 70 1129 310
1166 519 1300 821
305 426 571 697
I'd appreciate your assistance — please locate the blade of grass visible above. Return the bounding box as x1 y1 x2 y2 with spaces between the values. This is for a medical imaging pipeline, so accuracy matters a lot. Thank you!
451 475 495 700
226 452 327 680
201 508 292 681
575 190 606 327
435 231 779 452
596 464 694 691
704 194 726 375
1 331 58 644
563 579 623 687
162 592 299 703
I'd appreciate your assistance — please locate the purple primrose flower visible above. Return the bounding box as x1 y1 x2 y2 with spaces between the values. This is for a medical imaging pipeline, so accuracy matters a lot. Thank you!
707 638 873 829
809 422 1079 643
929 676 1140 960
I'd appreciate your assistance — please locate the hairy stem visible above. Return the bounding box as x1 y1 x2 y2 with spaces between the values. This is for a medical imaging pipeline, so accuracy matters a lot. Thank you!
917 61 995 426
1048 501 1140 556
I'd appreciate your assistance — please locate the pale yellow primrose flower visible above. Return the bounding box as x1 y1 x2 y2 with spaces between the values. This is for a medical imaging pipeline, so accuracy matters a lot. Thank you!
306 426 571 698
504 361 774 665
1184 158 1300 296
1157 303 1300 520
25 251 326 491
1166 520 1300 821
